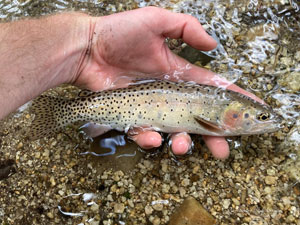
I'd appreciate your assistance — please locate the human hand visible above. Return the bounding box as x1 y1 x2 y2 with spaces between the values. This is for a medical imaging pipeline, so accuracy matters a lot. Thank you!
74 7 262 159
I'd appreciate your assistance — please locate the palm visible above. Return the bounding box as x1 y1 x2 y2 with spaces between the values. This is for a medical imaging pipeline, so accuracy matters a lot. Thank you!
76 7 217 91
96 25 172 75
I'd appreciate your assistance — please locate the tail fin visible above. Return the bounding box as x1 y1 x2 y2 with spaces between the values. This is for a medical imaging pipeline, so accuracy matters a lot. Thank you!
29 95 68 140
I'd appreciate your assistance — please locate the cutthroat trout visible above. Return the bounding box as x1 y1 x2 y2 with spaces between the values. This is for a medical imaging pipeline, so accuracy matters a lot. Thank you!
29 80 282 139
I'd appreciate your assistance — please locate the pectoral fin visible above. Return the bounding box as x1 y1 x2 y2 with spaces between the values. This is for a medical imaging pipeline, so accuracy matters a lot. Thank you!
194 116 224 133
79 122 112 138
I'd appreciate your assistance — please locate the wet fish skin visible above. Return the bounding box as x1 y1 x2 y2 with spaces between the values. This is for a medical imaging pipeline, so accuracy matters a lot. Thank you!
29 80 282 140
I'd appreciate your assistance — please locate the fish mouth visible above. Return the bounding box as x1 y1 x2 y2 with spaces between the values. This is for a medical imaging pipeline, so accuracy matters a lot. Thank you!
251 117 283 134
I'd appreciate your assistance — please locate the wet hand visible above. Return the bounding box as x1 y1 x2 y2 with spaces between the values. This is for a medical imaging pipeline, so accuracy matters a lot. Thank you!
74 7 262 159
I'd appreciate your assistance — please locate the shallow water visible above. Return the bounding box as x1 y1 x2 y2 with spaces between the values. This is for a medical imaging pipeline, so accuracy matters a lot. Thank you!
81 131 145 173
0 0 299 224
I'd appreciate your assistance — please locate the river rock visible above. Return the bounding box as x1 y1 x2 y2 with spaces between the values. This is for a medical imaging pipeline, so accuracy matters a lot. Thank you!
168 197 216 225
278 71 300 92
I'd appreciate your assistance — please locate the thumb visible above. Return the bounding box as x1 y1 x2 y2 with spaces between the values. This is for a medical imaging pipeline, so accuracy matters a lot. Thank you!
153 8 217 51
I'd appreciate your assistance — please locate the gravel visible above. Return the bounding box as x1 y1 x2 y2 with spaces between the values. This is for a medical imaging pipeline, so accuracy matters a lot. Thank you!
0 0 299 225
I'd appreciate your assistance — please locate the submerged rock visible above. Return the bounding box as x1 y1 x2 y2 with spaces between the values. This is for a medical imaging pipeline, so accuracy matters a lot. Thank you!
168 197 216 225
280 120 300 182
0 159 16 180
278 71 300 92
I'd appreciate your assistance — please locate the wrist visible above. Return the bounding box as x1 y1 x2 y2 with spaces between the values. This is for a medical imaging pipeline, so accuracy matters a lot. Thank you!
45 13 95 88
0 13 95 118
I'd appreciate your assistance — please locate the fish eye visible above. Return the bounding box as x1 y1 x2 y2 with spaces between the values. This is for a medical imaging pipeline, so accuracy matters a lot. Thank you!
244 113 249 118
257 112 270 121
232 113 238 119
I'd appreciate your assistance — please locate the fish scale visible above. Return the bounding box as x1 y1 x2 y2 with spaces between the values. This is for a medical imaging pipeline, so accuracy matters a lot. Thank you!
29 80 281 140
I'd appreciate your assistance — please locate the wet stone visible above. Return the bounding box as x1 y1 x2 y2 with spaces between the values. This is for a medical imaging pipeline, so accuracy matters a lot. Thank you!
90 203 99 213
222 199 231 209
46 212 54 219
152 217 161 225
293 183 300 196
190 174 200 182
0 159 16 180
145 205 153 215
168 197 216 225
181 178 190 187
114 203 125 213
278 71 300 92
265 176 277 185
152 203 163 211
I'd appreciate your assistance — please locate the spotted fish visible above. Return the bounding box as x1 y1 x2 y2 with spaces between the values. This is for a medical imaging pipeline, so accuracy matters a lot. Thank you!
29 80 282 140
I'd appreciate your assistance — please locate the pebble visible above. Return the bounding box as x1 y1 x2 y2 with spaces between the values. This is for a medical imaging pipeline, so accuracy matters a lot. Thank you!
295 51 300 61
49 176 56 187
179 187 186 197
161 163 168 173
91 203 99 212
232 198 240 206
293 185 300 196
152 203 163 211
266 168 276 176
192 165 200 174
152 217 161 225
143 160 152 169
264 186 272 194
145 205 153 215
286 215 295 223
90 221 100 225
265 176 277 185
114 203 125 214
35 152 41 159
127 200 134 208
222 199 231 209
107 195 114 202
43 149 50 158
17 142 23 149
113 170 124 182
80 177 85 183
46 212 54 219
181 178 190 187
280 57 292 65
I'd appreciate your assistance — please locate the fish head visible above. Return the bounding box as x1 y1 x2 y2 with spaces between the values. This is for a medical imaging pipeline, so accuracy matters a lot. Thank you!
220 101 282 135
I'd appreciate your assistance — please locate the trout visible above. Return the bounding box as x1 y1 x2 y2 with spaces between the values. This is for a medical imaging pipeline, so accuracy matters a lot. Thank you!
29 80 282 139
